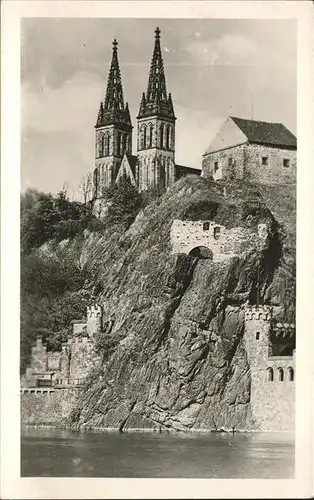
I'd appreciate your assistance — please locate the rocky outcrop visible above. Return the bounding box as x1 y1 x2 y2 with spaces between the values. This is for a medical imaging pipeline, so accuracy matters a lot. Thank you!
65 177 295 432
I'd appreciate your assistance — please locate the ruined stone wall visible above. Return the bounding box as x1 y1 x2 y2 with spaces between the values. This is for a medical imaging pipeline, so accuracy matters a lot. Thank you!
170 219 261 261
21 389 80 426
244 306 295 431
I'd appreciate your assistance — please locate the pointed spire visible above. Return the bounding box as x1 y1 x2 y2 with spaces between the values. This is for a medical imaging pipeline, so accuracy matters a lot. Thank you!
96 39 132 128
146 27 167 104
138 27 175 119
168 92 174 115
139 92 146 115
104 39 124 111
96 101 103 127
125 101 131 122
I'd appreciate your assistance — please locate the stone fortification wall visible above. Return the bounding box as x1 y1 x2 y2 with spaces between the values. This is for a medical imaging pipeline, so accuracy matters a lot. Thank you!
21 389 79 426
71 320 87 336
170 219 264 260
68 337 98 379
244 305 295 431
202 143 296 185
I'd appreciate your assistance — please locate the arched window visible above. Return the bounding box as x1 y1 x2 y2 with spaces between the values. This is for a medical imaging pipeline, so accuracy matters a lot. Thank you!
117 131 122 156
104 134 110 156
166 125 171 149
148 124 153 147
99 135 105 157
288 367 294 382
160 124 164 148
278 367 284 382
267 367 274 381
256 332 260 340
214 226 221 240
171 128 174 149
143 126 147 149
122 134 127 153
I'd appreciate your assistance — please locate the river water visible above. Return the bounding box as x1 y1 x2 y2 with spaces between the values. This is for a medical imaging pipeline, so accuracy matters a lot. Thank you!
21 427 294 478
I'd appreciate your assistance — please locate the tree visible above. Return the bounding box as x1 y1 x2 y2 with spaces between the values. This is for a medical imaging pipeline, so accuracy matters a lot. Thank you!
79 172 94 207
106 175 143 228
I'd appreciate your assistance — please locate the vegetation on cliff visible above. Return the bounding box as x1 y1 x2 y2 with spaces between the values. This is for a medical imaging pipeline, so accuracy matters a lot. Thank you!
21 175 295 430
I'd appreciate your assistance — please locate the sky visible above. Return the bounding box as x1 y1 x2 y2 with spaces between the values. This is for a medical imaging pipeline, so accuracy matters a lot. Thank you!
21 18 297 196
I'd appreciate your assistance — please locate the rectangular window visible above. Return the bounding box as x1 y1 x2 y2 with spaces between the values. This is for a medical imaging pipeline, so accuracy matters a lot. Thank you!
283 158 290 168
214 162 219 172
203 222 210 231
262 156 268 166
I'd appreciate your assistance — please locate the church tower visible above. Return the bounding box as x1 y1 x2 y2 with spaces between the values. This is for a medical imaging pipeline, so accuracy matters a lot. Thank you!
136 27 176 192
94 40 133 197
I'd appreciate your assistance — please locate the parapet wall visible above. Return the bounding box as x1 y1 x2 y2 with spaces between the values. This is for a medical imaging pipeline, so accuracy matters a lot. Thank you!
170 219 266 261
21 389 80 426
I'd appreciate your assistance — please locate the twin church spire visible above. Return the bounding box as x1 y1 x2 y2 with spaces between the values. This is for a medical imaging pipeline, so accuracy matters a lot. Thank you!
138 27 175 120
94 27 176 195
96 39 131 128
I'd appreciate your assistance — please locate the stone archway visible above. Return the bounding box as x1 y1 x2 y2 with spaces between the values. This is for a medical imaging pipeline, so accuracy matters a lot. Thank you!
189 246 213 259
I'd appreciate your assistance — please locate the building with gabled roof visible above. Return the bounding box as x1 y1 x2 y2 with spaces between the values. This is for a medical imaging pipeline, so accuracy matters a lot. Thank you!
202 116 296 184
93 28 200 201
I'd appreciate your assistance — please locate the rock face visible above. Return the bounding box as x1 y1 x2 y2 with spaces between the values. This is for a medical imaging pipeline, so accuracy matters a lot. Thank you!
66 176 295 432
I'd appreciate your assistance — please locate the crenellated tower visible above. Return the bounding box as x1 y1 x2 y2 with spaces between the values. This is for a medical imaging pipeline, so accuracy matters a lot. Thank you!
94 39 133 196
87 304 103 338
136 27 176 191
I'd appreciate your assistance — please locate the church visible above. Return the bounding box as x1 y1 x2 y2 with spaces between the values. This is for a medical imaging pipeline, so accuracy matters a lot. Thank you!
93 27 200 199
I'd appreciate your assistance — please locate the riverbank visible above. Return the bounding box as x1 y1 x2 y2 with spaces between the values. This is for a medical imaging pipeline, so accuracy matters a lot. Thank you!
21 423 295 435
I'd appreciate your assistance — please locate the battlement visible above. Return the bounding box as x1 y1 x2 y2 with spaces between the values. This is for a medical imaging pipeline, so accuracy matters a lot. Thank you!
245 305 273 321
272 322 295 339
32 336 47 351
67 336 90 345
87 304 102 317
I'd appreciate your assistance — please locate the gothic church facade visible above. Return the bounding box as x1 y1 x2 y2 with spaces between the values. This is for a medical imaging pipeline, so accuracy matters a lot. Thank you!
93 28 199 198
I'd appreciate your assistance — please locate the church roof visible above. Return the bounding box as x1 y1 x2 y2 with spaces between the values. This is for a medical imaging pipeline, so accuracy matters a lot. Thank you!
175 164 201 180
230 116 296 149
137 27 175 120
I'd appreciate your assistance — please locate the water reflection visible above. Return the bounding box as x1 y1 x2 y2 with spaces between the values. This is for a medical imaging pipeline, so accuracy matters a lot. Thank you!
21 427 294 478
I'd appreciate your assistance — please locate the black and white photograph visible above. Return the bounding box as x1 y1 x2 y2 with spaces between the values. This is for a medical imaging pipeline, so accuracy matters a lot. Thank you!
1 1 313 498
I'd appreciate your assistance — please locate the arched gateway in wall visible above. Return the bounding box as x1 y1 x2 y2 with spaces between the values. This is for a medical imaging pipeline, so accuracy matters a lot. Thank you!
189 246 213 259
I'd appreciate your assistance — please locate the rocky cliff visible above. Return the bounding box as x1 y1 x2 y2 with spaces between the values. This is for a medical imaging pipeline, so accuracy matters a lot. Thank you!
22 176 296 431
62 175 295 432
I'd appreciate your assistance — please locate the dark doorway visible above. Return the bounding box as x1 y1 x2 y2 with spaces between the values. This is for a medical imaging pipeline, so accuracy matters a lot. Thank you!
189 246 213 259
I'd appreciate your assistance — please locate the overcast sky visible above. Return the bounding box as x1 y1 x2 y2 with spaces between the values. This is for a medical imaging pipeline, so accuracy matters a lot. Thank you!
21 18 296 196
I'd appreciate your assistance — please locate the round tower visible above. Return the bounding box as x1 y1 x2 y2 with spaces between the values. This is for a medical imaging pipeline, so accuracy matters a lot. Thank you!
244 305 272 367
87 305 103 338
